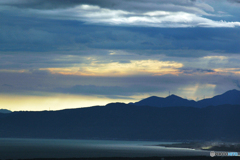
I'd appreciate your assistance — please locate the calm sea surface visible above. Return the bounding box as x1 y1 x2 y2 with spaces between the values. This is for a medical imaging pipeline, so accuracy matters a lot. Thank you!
0 138 210 159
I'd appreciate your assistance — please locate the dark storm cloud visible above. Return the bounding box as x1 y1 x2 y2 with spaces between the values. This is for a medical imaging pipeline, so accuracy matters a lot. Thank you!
180 68 215 74
0 13 171 53
1 0 84 9
228 0 240 3
1 12 240 57
0 52 97 70
1 0 240 56
2 84 13 88
2 0 209 13
153 28 240 54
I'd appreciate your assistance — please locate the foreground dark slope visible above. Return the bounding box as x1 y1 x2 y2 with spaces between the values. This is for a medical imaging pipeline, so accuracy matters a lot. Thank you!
0 103 240 141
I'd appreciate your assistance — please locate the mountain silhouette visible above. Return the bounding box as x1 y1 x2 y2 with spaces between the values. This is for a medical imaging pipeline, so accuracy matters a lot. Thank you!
0 103 240 141
0 109 11 114
132 94 197 108
131 89 240 108
197 89 240 107
0 89 240 141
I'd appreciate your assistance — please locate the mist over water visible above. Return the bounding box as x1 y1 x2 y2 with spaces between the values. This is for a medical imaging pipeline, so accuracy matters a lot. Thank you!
0 138 210 159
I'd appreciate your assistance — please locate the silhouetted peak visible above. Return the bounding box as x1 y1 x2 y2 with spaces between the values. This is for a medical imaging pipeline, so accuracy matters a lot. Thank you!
132 89 239 108
146 96 161 100
216 89 240 98
166 94 182 99
137 96 164 102
106 102 126 107
223 89 240 94
0 109 12 113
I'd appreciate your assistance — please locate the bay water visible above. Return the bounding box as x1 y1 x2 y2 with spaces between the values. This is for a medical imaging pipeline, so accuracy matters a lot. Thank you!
0 138 210 159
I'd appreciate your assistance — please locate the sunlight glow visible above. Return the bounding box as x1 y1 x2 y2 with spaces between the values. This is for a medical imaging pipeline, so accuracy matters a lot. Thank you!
0 94 133 111
178 84 216 100
40 60 183 76
203 56 228 60
214 68 240 75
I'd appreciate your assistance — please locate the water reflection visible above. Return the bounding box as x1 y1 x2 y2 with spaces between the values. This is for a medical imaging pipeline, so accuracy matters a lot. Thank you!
0 138 210 159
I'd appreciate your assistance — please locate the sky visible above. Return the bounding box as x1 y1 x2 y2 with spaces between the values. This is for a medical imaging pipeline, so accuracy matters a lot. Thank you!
1 0 240 111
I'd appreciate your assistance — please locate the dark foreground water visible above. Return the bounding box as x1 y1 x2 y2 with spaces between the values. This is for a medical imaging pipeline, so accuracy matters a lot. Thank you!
0 138 210 159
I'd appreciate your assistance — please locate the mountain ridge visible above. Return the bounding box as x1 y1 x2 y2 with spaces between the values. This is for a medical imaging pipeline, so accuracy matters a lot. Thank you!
0 109 12 114
0 103 240 141
0 89 239 141
131 89 240 108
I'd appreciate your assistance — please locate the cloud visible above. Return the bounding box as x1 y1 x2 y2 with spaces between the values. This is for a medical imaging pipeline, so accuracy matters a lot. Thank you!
200 55 229 68
40 60 183 76
2 84 13 87
228 0 240 3
1 0 213 14
0 14 173 52
1 0 240 28
0 69 240 100
232 80 240 89
203 55 228 60
29 4 240 28
180 68 215 74
56 84 161 97
214 68 240 75
1 0 240 110
0 26 55 44
1 7 240 55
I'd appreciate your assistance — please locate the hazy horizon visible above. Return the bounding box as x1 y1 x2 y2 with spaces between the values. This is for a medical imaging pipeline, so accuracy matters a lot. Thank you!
1 89 239 111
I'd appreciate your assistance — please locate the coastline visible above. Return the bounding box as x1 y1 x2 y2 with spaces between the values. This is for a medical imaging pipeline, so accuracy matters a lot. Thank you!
10 156 240 160
156 142 240 152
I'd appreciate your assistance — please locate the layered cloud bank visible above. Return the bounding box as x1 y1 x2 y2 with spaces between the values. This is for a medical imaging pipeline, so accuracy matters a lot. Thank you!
0 0 240 110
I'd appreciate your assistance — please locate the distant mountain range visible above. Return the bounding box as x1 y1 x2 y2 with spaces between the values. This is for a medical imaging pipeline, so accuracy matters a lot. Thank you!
0 89 239 141
0 109 11 114
130 89 240 108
